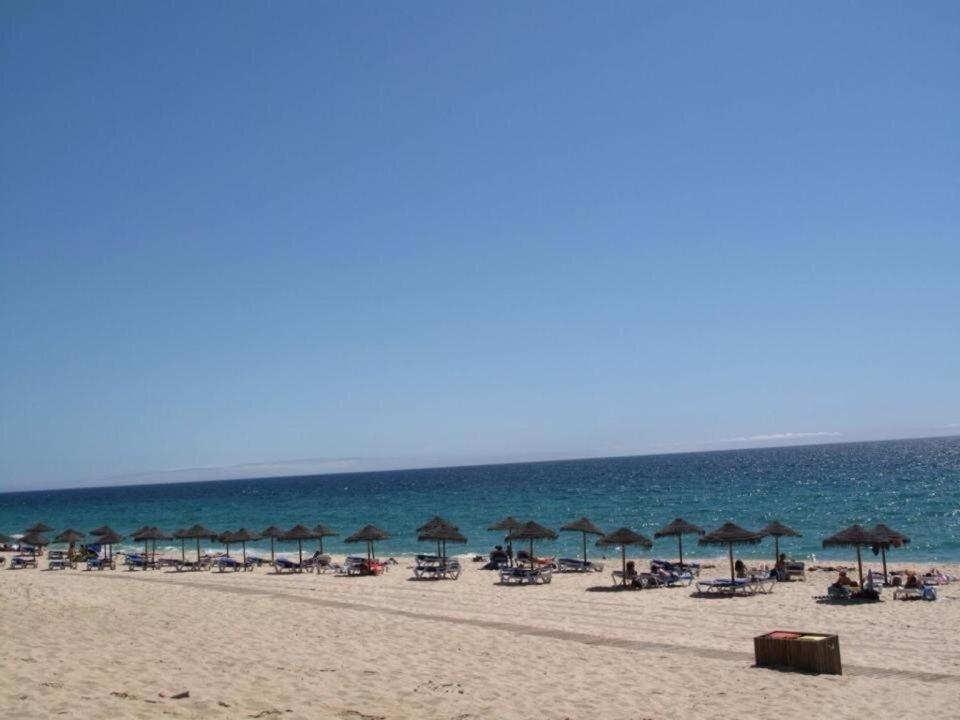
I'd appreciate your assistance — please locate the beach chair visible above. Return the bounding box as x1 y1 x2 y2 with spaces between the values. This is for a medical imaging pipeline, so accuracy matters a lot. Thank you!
11 555 38 569
557 557 604 573
695 578 754 595
499 565 552 585
786 561 806 581
274 557 304 573
86 555 114 570
651 558 701 577
215 556 248 572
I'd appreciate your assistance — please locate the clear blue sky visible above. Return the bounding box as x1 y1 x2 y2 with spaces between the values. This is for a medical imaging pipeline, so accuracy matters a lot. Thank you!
2 2 958 491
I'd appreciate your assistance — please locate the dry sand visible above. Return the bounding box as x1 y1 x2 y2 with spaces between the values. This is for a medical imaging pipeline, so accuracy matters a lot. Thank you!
2 555 958 720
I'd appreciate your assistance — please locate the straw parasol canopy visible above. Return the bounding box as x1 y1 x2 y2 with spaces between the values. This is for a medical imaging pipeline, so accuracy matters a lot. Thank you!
345 524 390 562
699 522 762 582
822 524 884 586
132 527 172 569
561 517 605 564
312 523 339 554
232 528 261 564
417 521 466 560
261 525 285 562
506 521 557 568
53 529 86 545
759 520 802 563
175 524 218 563
20 530 49 557
90 525 118 537
654 518 705 569
282 524 321 566
489 516 522 558
26 522 54 534
93 529 123 561
218 530 238 557
598 528 653 586
418 516 456 532
871 523 911 583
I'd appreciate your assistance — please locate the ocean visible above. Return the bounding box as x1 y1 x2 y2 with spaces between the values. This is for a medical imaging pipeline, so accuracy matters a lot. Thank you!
2 436 959 562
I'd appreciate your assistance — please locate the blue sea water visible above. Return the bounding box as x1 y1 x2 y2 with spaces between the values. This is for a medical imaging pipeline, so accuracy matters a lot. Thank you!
2 436 959 562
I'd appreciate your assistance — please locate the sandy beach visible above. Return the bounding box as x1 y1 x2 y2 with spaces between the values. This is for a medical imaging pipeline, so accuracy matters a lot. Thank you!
2 555 958 720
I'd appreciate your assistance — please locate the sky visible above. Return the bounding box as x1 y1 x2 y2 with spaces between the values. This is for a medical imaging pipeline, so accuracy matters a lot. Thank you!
1 2 959 491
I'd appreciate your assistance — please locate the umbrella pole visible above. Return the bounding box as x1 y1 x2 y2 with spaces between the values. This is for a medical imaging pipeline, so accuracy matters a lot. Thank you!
298 539 303 568
621 546 627 587
196 537 201 563
144 539 149 571
270 537 275 563
319 537 324 555
181 539 185 562
529 539 534 568
582 532 587 564
856 545 864 587
728 543 734 582
678 535 683 568
774 536 780 565
881 546 888 585
242 541 247 565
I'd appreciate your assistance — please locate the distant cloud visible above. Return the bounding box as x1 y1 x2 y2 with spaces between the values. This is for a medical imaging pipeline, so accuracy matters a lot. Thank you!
720 431 841 443
937 423 960 429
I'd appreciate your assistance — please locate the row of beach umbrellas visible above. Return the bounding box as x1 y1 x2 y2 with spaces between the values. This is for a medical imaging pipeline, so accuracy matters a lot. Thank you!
6 518 910 585
486 516 911 587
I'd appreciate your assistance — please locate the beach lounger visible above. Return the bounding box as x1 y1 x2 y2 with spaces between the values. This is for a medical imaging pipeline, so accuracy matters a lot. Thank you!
499 565 552 585
786 562 806 581
695 577 771 596
85 556 114 570
11 555 38 569
48 556 70 570
274 557 304 573
413 555 462 580
557 557 604 573
215 556 252 572
651 559 701 577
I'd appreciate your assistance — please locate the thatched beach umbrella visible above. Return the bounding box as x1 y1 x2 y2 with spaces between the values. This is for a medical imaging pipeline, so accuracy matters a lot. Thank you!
53 529 85 544
560 517 605 564
232 528 261 564
417 522 466 560
699 522 763 582
132 527 171 569
261 525 285 562
506 521 558 568
871 523 911 584
94 529 123 562
417 517 458 557
822 524 884 587
489 516 522 560
25 522 54 534
312 524 339 554
345 525 390 562
176 524 218 563
282 524 321 566
53 528 86 557
218 530 238 558
759 520 802 563
90 525 114 536
20 530 49 558
598 528 653 587
654 518 705 569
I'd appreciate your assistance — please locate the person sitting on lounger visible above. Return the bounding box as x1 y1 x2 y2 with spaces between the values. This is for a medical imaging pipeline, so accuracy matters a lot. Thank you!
771 554 787 581
834 570 855 587
734 559 747 579
904 572 921 589
484 546 508 570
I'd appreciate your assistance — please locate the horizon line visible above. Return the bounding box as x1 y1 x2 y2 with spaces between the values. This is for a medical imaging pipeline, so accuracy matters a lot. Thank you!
3 431 957 496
